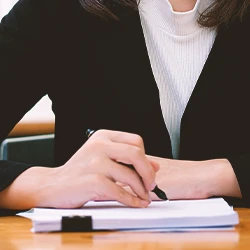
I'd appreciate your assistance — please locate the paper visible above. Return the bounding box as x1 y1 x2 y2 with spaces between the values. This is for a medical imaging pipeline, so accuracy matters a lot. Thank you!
18 198 239 232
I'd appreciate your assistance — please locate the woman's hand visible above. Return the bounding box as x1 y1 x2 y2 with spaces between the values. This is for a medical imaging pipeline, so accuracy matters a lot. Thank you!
122 156 242 201
0 130 159 209
147 156 242 201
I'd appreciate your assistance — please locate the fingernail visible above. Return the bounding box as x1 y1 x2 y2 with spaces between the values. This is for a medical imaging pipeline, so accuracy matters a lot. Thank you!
151 182 157 191
140 200 150 207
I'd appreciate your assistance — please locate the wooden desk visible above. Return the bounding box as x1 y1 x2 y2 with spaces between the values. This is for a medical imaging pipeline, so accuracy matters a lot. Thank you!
0 208 249 250
9 121 55 137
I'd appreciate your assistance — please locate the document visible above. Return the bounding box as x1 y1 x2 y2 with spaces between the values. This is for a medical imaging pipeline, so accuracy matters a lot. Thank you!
18 198 239 233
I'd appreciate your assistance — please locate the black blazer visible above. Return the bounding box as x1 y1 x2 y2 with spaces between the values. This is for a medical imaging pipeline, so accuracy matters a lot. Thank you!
1 0 250 205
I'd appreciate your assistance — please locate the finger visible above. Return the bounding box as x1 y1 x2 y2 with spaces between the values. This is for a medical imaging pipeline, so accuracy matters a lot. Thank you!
106 160 151 202
97 176 150 208
149 160 160 172
150 191 161 201
116 182 128 187
122 185 137 196
93 129 146 153
121 185 160 201
121 185 161 202
104 143 156 191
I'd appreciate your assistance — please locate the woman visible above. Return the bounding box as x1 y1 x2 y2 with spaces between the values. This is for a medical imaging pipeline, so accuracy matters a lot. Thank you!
0 0 249 211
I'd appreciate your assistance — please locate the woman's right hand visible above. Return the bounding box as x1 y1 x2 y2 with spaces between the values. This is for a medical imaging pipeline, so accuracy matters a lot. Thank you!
34 130 159 209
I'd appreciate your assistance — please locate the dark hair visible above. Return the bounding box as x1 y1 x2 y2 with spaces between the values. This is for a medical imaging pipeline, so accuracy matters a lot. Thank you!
79 0 250 27
198 0 250 28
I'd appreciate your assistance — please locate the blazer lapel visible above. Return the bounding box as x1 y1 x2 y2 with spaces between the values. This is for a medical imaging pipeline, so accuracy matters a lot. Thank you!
179 24 241 159
94 11 159 113
93 9 172 157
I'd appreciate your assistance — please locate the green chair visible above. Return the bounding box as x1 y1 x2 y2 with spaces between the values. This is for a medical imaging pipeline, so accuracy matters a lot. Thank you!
0 134 54 167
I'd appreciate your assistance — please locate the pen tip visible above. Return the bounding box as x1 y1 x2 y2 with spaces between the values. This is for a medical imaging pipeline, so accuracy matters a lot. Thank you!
152 186 168 200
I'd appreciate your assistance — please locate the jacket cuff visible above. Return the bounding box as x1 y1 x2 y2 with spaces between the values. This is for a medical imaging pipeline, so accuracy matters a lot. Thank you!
0 160 34 192
227 154 250 207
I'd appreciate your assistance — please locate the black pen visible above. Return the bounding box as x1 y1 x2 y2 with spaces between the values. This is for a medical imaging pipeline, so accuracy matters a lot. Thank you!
86 129 168 201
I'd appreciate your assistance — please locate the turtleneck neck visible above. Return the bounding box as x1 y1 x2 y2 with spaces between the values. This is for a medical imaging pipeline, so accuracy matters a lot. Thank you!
168 0 197 12
139 0 212 36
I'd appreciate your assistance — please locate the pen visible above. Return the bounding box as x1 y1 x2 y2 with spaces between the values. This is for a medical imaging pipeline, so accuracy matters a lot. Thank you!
86 129 168 201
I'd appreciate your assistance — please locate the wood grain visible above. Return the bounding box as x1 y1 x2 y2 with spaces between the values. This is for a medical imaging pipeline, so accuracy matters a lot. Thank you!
0 208 250 250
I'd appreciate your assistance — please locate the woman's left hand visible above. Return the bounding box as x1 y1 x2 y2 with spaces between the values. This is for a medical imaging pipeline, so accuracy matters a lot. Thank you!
121 156 242 201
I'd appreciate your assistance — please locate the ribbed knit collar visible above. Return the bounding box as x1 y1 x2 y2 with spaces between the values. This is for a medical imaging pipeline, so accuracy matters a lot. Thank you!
139 0 213 36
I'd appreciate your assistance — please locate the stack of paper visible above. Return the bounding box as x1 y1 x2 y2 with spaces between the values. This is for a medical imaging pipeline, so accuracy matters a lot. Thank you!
18 198 239 233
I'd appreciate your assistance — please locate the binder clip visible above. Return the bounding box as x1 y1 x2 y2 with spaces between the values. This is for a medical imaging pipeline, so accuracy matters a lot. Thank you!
62 215 93 232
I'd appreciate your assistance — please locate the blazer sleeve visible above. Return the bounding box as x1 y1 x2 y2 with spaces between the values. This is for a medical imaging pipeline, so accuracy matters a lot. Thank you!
0 0 56 192
226 155 250 207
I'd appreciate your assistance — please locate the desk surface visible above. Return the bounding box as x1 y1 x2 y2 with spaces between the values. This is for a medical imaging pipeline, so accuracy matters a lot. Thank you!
9 121 55 137
0 208 249 250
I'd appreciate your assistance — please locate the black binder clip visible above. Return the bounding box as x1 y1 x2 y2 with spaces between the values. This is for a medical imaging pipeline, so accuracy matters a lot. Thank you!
62 215 93 232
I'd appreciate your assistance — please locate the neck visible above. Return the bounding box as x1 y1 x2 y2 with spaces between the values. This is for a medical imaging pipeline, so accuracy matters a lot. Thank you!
168 0 197 12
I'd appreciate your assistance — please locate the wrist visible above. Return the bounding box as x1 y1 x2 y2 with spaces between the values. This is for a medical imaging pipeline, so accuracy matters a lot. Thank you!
209 159 242 198
0 166 58 210
34 166 61 208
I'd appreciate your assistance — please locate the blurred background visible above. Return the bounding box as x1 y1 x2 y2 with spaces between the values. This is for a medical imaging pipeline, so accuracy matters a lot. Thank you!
0 0 17 17
0 0 55 129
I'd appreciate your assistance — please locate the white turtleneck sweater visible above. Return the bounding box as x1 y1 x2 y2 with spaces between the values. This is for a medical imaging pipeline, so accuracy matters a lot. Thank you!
138 0 217 159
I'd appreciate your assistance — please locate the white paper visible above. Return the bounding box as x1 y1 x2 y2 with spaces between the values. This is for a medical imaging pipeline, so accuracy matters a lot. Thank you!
18 198 239 232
